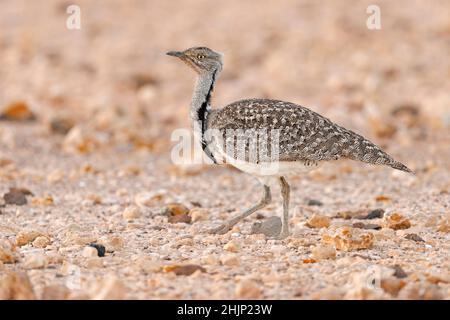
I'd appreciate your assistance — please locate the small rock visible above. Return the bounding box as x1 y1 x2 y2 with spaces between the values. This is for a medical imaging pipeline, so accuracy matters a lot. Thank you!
306 214 330 229
383 213 411 230
312 244 336 260
358 209 385 219
224 240 239 252
166 203 189 215
166 203 191 223
352 222 381 230
49 117 74 135
307 199 323 206
3 188 33 205
163 264 206 276
23 253 48 269
235 280 262 299
32 236 51 248
336 209 366 220
0 101 35 122
405 233 425 242
63 125 98 154
251 216 282 237
122 206 141 220
16 230 43 246
88 243 106 257
82 246 99 258
322 227 375 251
391 265 408 279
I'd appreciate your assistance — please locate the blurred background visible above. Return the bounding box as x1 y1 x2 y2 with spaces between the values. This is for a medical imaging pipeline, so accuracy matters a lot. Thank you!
0 0 449 164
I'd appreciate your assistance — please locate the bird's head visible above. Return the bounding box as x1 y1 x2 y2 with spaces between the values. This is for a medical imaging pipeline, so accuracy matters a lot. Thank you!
166 47 223 75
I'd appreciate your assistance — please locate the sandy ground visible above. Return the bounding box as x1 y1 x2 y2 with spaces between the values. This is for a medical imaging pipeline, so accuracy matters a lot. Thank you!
0 0 449 299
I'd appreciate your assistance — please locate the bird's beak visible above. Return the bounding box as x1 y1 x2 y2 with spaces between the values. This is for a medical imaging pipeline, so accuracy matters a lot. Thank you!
166 51 183 58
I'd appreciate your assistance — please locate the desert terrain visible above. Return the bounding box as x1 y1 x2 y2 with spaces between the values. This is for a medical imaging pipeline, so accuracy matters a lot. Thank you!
0 0 449 299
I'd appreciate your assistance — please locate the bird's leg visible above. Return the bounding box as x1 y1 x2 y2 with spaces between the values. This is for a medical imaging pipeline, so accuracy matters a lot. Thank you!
278 176 290 239
208 185 271 234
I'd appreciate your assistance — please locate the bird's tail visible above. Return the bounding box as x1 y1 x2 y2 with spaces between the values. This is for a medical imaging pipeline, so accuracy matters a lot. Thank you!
388 160 414 174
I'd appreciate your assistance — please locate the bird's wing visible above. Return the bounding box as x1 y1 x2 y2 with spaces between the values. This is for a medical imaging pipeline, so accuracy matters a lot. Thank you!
207 99 411 172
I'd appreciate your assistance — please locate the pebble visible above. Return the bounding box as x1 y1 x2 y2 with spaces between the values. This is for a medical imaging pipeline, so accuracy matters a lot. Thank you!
16 230 44 246
306 214 331 229
391 265 408 279
88 243 106 257
122 206 141 220
251 216 281 237
322 227 374 251
359 209 385 219
352 222 381 230
383 213 411 230
307 199 323 206
3 188 33 205
32 236 51 248
405 233 425 242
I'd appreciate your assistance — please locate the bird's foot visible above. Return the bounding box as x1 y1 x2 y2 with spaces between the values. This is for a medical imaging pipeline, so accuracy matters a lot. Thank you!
207 223 232 235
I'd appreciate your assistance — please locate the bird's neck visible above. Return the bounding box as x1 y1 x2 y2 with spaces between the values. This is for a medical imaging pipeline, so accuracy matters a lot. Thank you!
190 71 217 134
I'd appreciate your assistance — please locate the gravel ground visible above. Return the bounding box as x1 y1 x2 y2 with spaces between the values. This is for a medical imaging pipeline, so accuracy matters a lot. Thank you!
0 0 449 299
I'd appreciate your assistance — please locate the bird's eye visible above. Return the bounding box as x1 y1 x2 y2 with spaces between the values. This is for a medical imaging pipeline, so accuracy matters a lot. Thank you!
197 54 205 59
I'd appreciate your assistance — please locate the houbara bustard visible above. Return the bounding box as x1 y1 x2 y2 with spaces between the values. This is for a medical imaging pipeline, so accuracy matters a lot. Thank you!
167 47 412 239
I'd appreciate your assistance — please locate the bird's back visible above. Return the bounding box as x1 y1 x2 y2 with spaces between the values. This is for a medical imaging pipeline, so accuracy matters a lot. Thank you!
207 99 412 173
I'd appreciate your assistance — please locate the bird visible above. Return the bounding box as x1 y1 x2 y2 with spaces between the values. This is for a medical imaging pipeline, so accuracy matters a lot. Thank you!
167 46 412 239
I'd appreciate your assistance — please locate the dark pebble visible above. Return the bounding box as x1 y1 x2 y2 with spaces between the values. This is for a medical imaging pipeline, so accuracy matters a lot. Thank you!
352 222 381 230
405 233 425 242
391 265 408 279
3 188 33 206
307 199 323 206
89 243 106 257
357 209 385 219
